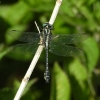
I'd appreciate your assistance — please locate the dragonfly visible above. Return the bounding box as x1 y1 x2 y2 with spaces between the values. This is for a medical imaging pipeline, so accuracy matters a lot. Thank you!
8 22 88 83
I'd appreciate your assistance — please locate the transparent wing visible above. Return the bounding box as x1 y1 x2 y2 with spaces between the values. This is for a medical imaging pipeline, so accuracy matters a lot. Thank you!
49 40 82 56
51 34 88 44
8 30 40 42
9 42 39 54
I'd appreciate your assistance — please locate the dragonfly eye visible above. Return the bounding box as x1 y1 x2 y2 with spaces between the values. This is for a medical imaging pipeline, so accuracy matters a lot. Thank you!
43 22 54 30
42 23 47 27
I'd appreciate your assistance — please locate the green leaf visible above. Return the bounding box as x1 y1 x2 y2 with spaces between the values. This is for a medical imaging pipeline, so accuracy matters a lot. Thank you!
23 0 54 12
93 1 100 22
87 0 96 5
79 6 95 22
50 62 71 100
60 0 76 17
68 59 87 81
66 59 93 100
83 37 99 73
0 1 33 25
75 6 97 31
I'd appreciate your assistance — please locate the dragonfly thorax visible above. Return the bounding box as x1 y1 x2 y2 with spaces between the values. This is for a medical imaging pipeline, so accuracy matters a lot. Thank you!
41 22 53 48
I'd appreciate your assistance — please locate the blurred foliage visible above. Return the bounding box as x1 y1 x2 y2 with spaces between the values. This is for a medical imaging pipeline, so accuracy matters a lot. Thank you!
0 0 100 100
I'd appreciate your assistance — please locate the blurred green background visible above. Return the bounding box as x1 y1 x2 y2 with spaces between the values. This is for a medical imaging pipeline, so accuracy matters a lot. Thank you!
0 0 100 100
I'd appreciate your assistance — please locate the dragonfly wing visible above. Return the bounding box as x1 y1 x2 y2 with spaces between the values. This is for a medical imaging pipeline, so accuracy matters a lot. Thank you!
8 30 40 42
49 40 82 56
9 42 39 54
51 34 88 44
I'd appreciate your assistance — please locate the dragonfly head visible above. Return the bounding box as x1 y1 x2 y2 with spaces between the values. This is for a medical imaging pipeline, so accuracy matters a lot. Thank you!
43 22 54 30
